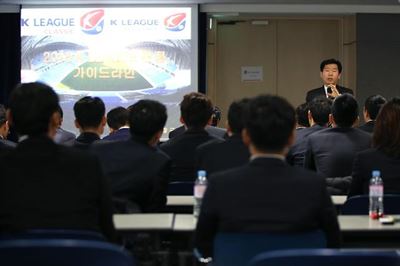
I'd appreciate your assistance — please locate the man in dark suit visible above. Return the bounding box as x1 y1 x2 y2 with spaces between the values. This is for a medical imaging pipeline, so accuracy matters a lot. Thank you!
0 104 16 148
358 94 386 133
92 100 170 213
196 98 250 175
287 97 331 167
195 95 340 258
73 96 106 148
103 106 130 142
304 94 371 194
161 92 222 182
53 106 76 146
0 82 116 242
306 58 353 103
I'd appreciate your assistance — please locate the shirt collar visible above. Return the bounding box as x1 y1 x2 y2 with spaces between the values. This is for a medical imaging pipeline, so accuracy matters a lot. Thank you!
250 153 285 161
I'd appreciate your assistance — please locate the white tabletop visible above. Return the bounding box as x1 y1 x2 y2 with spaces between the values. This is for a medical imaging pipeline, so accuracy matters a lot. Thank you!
339 215 400 232
114 213 174 231
173 214 400 232
167 195 347 206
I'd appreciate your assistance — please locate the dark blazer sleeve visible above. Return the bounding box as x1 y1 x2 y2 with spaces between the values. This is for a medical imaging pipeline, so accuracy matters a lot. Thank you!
94 158 118 243
348 153 365 197
145 156 171 212
317 181 341 247
304 138 316 171
194 178 219 258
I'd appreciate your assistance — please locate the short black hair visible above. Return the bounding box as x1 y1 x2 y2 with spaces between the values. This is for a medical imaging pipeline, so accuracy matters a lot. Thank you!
129 100 167 142
364 94 387 120
295 102 309 127
331 93 358 128
0 104 6 126
8 82 59 136
228 98 249 134
180 92 213 129
309 97 332 126
73 96 105 129
107 106 128 130
244 95 295 152
320 58 342 74
55 105 63 118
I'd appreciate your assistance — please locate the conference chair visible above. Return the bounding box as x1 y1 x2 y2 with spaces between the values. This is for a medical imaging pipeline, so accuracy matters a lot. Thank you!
209 231 326 266
167 181 194 195
247 249 400 266
0 239 134 266
0 229 105 241
341 194 400 215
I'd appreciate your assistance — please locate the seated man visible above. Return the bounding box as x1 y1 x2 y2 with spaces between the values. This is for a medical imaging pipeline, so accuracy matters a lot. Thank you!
196 98 250 175
295 102 310 129
0 82 116 242
358 94 386 133
161 92 222 182
287 97 331 167
92 100 170 213
53 105 76 146
103 106 130 141
194 95 340 258
0 104 16 148
304 94 371 194
73 96 106 148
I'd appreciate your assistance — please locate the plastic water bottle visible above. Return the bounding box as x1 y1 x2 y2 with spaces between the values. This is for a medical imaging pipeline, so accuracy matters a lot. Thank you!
194 170 208 217
369 170 384 219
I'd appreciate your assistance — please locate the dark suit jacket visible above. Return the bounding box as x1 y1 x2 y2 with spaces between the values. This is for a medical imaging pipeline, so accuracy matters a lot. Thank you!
349 148 400 197
194 157 340 257
304 127 371 178
91 137 171 212
287 125 325 167
358 121 375 134
0 138 17 148
306 86 353 103
74 132 101 149
161 128 221 182
196 134 250 175
169 125 227 139
54 127 76 146
0 136 116 242
102 128 130 142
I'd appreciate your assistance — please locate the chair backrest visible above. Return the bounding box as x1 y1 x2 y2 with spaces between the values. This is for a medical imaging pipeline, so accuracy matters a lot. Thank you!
0 229 105 241
341 194 400 215
213 231 326 266
167 181 194 195
0 239 134 266
248 249 400 266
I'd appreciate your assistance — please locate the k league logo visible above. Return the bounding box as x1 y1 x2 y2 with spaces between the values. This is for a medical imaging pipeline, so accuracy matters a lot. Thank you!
164 13 186 32
80 9 105 35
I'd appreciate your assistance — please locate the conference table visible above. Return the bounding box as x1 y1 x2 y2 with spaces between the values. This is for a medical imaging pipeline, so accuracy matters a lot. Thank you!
114 213 400 248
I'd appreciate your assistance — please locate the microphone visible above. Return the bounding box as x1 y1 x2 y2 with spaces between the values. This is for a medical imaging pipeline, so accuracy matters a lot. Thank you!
327 86 333 94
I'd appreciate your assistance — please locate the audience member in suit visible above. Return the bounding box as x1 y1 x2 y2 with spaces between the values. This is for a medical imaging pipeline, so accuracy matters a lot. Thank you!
304 94 371 194
287 97 332 166
168 106 227 139
295 102 310 129
349 98 400 196
103 106 130 142
161 92 221 182
0 104 16 148
306 58 353 103
358 94 387 134
194 95 340 258
92 100 171 213
53 105 76 146
196 98 250 175
0 82 116 242
73 96 106 148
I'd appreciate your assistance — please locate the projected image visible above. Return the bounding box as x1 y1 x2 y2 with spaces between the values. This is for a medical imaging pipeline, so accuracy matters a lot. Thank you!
21 7 196 136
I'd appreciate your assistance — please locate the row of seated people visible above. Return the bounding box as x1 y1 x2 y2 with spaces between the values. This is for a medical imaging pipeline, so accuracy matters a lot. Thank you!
0 82 399 253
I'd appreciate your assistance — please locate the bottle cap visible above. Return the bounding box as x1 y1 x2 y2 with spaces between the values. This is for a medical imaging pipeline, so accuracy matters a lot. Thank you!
198 170 206 177
372 170 381 177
